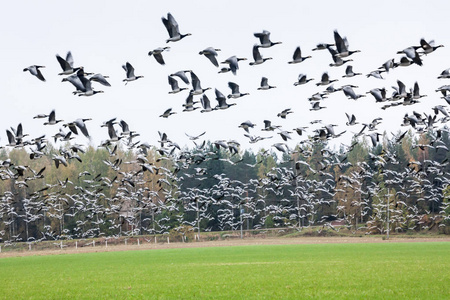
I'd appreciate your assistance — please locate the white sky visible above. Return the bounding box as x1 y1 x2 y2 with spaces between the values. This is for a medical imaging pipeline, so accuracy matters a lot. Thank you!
2 0 449 153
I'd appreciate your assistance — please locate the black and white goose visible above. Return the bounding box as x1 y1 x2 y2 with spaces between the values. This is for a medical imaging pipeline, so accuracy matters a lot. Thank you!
162 13 191 43
23 65 46 81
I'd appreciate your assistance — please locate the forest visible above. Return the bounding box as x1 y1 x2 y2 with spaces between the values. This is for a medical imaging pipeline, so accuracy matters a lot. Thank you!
0 127 449 246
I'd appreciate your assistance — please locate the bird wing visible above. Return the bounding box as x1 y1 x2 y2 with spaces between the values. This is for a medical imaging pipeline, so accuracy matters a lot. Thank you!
153 53 165 65
252 45 262 61
56 54 71 71
228 82 239 93
215 88 225 100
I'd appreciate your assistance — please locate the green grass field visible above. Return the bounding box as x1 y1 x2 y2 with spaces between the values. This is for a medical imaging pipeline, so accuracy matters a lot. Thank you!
0 242 449 299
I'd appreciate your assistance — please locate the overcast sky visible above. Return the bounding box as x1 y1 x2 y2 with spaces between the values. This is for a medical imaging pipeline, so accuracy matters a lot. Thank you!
2 0 450 153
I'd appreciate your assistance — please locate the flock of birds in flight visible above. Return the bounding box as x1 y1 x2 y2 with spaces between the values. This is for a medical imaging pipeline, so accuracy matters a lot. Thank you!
2 12 449 245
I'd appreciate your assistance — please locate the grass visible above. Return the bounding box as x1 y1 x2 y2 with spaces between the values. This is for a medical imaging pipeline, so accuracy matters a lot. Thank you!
0 242 449 299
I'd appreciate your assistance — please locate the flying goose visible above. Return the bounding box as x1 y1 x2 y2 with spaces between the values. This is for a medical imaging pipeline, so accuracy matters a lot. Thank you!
249 45 272 65
288 46 311 64
23 65 46 81
221 56 247 75
294 74 314 86
122 62 143 84
254 30 282 48
215 89 236 110
258 77 276 90
199 47 221 67
43 110 63 125
168 76 188 94
148 47 170 65
162 13 191 43
227 82 249 99
56 51 80 75
190 71 211 95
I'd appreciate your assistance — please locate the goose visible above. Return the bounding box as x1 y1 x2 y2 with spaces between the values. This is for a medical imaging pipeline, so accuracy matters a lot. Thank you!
342 65 361 78
76 79 104 97
367 132 382 147
396 56 413 67
328 46 353 67
199 47 221 67
107 123 122 142
310 101 326 111
170 70 191 84
379 59 395 73
64 118 91 138
249 45 272 65
316 72 338 86
312 43 335 51
185 132 206 140
215 89 236 110
160 108 177 118
122 62 143 84
288 46 311 64
367 88 388 102
148 47 170 65
342 86 365 100
200 94 214 112
221 56 246 75
412 82 426 100
6 129 17 147
89 73 111 86
244 134 272 143
190 71 210 95
366 70 384 79
419 38 443 55
258 77 276 90
33 113 49 119
168 76 188 94
119 120 132 136
254 30 282 48
438 68 450 79
239 120 256 133
162 13 191 43
278 131 292 141
345 113 358 125
277 108 293 119
227 82 249 98
333 30 360 58
183 94 200 112
293 126 308 135
23 65 46 81
56 51 80 75
261 120 280 131
294 74 314 86
43 110 63 125
396 47 422 66
52 155 68 168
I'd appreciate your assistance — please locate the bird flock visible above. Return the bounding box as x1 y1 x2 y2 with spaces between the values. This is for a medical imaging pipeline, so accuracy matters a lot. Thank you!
4 12 450 247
